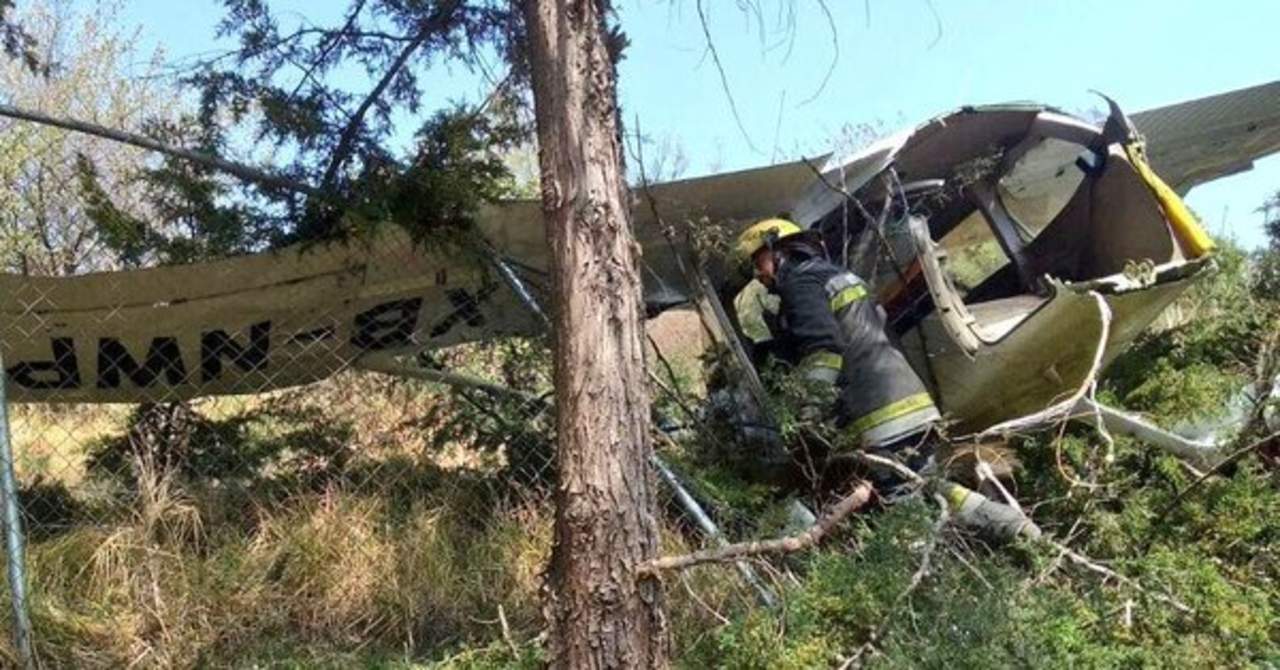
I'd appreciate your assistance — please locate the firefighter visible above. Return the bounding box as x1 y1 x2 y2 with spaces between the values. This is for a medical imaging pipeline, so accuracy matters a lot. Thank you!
733 218 1039 539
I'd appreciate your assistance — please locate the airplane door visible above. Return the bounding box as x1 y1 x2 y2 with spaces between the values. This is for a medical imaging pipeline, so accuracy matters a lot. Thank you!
906 215 981 357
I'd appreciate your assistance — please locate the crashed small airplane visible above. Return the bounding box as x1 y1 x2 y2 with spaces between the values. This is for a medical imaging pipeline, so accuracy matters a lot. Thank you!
1 81 1277 465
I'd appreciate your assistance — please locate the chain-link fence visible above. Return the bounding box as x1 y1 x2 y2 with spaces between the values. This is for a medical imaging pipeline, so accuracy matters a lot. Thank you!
0 220 811 667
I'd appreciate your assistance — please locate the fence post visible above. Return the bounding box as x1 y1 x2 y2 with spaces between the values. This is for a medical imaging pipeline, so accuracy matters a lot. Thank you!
651 455 777 608
0 357 35 669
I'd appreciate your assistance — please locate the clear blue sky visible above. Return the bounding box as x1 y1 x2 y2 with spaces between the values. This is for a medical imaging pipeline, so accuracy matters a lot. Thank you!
119 0 1279 248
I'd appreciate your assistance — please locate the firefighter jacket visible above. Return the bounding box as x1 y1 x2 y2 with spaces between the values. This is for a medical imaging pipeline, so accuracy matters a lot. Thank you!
770 254 940 448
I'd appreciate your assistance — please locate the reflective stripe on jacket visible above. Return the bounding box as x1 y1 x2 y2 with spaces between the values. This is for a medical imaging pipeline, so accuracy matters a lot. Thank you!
773 256 939 448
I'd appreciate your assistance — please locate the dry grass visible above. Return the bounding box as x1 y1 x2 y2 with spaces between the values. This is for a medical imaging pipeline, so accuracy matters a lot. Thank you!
1 464 554 667
9 404 131 487
0 369 565 667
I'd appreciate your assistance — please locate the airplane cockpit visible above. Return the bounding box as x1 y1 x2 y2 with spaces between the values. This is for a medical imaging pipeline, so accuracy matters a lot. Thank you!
727 103 1217 429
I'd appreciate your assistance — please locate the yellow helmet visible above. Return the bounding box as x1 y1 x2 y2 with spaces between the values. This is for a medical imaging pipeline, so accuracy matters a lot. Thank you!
734 218 803 271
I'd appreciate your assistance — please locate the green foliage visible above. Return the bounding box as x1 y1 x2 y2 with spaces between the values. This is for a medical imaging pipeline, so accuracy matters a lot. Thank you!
74 155 154 268
0 0 43 75
293 105 528 246
84 0 535 258
1106 241 1278 423
417 338 556 485
1258 191 1280 299
680 448 1280 668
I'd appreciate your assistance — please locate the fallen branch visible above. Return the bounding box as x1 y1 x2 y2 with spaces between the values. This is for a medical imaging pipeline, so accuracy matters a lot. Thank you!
638 481 874 576
649 441 779 608
847 448 1191 611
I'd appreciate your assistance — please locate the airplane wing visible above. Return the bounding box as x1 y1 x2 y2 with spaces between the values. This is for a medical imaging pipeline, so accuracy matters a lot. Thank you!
0 160 819 403
478 157 821 307
1134 80 1280 194
0 226 546 402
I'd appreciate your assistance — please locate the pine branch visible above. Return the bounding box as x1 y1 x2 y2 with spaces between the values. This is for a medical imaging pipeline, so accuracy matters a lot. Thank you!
838 495 951 669
319 0 465 188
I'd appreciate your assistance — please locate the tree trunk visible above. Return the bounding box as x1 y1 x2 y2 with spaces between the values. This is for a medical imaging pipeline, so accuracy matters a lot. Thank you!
521 1 669 668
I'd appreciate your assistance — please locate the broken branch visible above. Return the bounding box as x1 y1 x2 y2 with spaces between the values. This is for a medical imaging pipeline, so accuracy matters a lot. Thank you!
841 444 1191 612
639 481 874 575
1051 539 1193 614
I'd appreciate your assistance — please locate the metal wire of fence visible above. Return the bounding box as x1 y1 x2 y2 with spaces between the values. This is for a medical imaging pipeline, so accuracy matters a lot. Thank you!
0 208 803 667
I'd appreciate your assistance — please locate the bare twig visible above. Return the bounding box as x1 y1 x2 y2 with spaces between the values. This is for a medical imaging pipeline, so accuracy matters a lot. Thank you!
694 0 760 154
639 481 874 575
922 0 943 49
1031 515 1087 586
283 0 371 105
679 572 731 626
1155 431 1280 526
648 368 698 426
847 446 1190 613
976 459 1022 513
948 542 994 591
797 0 839 106
1051 539 1193 614
647 332 688 395
646 337 706 432
851 448 923 484
798 156 912 289
497 604 518 657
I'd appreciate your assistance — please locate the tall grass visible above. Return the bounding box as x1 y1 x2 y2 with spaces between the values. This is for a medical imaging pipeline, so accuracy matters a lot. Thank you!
2 460 553 667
